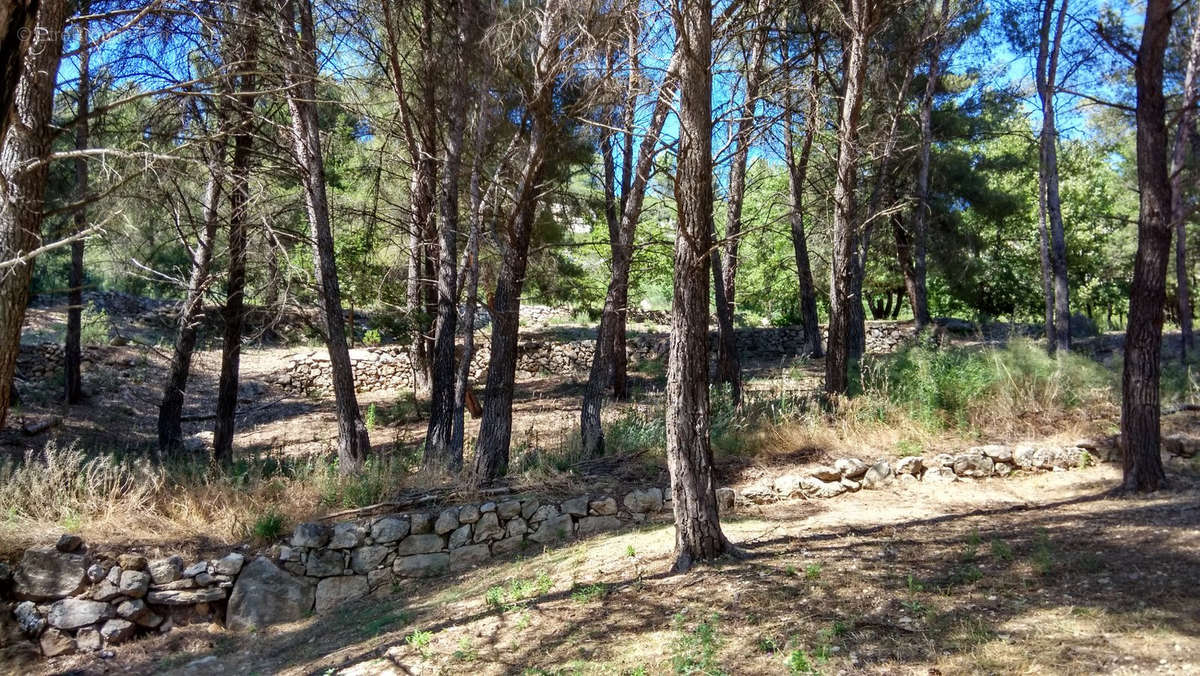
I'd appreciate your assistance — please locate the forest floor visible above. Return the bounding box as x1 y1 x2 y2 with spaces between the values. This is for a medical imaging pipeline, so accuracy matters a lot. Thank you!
24 462 1200 676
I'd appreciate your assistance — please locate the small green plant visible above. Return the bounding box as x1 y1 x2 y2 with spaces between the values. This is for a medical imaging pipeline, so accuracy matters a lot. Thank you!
535 572 554 595
950 564 983 585
362 328 382 346
570 582 608 604
485 585 506 610
626 545 637 558
251 510 285 540
901 599 927 615
406 629 433 658
785 564 797 577
895 439 923 457
961 530 981 562
804 563 822 580
906 574 925 593
515 612 531 630
453 637 477 662
80 302 113 345
365 403 377 431
1032 529 1056 575
991 539 1013 561
786 648 819 674
671 613 724 675
364 610 410 636
756 635 780 654
1078 450 1094 468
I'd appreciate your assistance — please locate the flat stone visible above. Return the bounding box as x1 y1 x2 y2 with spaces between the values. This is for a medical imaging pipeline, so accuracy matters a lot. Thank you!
923 466 957 482
930 453 955 467
13 547 88 601
833 457 868 479
226 558 315 631
328 523 365 549
973 444 1012 462
182 562 208 578
75 626 102 652
520 500 540 520
800 477 847 498
305 550 345 577
146 587 225 605
395 534 445 556
434 508 460 535
528 514 573 544
458 504 481 523
116 599 162 627
367 568 393 590
214 552 245 576
448 524 473 549
99 619 136 644
474 512 505 542
622 488 663 513
40 628 76 657
151 577 196 591
119 569 151 598
148 556 184 584
561 496 589 516
392 553 449 578
291 522 331 548
894 456 923 476
840 478 861 491
450 544 491 573
48 599 113 630
577 515 621 537
530 504 560 522
409 512 433 534
861 461 893 489
588 497 618 516
504 516 528 538
15 601 45 637
350 545 390 574
56 534 83 553
117 554 147 571
491 536 525 556
479 502 496 513
773 475 804 496
315 575 369 612
91 580 122 602
806 465 841 482
952 453 994 478
371 516 409 543
497 500 522 519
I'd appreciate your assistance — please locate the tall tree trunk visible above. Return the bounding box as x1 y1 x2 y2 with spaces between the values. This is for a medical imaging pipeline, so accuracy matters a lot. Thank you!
580 50 679 457
158 154 224 454
709 225 741 402
213 0 260 464
1036 0 1071 354
1120 0 1171 493
1036 180 1057 345
610 38 638 401
783 30 823 358
0 0 40 145
0 0 66 429
278 0 370 472
1169 8 1200 363
474 0 561 484
65 14 89 405
826 0 871 396
667 0 732 574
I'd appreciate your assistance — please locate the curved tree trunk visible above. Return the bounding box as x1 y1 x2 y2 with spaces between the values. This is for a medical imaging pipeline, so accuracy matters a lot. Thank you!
0 0 66 430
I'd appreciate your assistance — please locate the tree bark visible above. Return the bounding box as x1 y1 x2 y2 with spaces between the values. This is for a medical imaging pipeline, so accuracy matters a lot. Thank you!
278 0 371 472
610 38 638 401
580 50 680 457
65 13 88 405
667 0 732 574
1120 0 1171 493
213 0 260 465
826 0 871 396
1035 0 1071 354
709 224 741 402
0 0 40 146
0 0 66 430
1169 8 1200 363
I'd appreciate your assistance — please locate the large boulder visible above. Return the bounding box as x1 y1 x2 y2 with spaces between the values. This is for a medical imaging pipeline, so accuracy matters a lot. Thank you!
13 547 88 601
623 488 663 513
392 553 449 578
226 557 315 631
952 452 994 478
315 576 368 613
528 514 574 544
47 599 113 630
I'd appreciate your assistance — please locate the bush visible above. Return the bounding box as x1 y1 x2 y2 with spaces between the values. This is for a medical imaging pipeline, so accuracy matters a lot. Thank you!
81 302 113 345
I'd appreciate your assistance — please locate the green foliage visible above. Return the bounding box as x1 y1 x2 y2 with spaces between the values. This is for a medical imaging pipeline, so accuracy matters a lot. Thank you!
486 573 555 612
671 613 724 675
804 563 822 580
364 404 377 432
251 510 285 540
570 582 607 603
604 406 666 456
405 629 433 658
81 302 113 345
362 329 382 346
991 539 1014 561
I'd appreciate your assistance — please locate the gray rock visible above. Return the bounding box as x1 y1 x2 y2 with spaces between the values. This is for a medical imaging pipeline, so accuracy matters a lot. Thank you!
99 619 136 644
577 516 622 537
800 477 847 498
833 457 868 479
291 522 331 548
434 508 460 535
91 580 122 602
350 545 390 574
561 496 589 516
952 453 994 478
74 626 102 652
305 549 345 577
473 512 505 542
497 500 522 519
146 588 225 605
13 547 88 601
520 499 540 520
226 557 315 631
923 466 957 482
195 572 216 586
840 478 861 491
395 534 445 556
148 556 184 585
716 487 735 513
861 461 893 489
622 488 663 513
367 568 393 591
588 497 618 516
392 553 449 578
47 599 113 630
448 524 473 549
315 576 368 612
530 504 560 523
930 453 955 468
894 456 923 476
409 512 433 534
458 504 481 523
491 536 525 557
773 474 804 496
15 601 45 637
994 462 1013 477
119 569 151 598
973 444 1012 462
479 501 496 513
116 554 146 571
86 563 106 583
528 514 574 544
504 517 528 538
116 599 162 627
182 562 208 578
450 544 491 573
40 628 76 657
151 577 196 591
806 465 841 482
214 552 245 576
56 534 83 553
371 516 409 543
328 523 365 549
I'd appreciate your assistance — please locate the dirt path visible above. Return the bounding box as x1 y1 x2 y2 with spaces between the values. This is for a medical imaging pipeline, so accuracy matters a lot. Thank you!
28 464 1199 676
